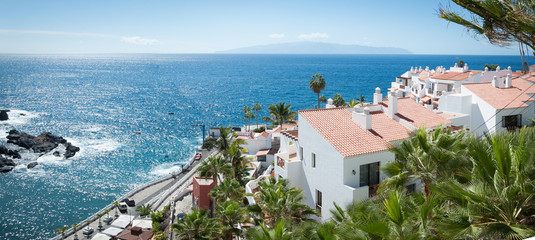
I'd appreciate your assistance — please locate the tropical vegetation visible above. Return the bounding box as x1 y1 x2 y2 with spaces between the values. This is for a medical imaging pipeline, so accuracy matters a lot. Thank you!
309 73 326 109
262 102 297 128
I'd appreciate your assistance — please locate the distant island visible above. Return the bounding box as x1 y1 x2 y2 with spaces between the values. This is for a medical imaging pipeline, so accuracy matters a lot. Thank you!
218 41 412 54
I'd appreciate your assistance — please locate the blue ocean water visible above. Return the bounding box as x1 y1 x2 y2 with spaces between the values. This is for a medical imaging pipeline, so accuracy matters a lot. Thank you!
0 54 526 239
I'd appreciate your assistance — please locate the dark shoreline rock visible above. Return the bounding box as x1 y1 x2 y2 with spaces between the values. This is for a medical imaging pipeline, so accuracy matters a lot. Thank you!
27 162 38 169
7 130 79 158
1 130 80 173
0 110 8 121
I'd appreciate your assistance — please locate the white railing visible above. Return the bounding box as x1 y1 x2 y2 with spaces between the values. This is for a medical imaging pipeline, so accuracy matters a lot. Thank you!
51 151 212 240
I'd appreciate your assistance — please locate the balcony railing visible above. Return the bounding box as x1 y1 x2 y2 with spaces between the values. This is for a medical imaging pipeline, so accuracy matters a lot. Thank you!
369 184 379 197
276 156 285 169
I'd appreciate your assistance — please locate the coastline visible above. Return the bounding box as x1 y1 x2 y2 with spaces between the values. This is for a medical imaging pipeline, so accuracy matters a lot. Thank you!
51 149 213 240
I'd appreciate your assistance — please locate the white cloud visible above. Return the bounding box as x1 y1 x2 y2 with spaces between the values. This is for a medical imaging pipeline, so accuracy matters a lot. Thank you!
269 33 285 39
121 36 159 45
298 33 329 39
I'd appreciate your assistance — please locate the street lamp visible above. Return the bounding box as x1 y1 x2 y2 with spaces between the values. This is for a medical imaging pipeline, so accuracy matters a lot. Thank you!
192 124 206 145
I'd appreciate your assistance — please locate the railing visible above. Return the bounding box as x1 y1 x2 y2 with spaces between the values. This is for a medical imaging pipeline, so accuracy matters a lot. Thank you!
51 151 213 240
316 204 322 217
369 184 379 197
276 156 285 169
399 85 405 89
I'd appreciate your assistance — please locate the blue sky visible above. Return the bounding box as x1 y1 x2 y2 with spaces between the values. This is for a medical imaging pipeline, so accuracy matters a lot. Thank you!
0 0 521 55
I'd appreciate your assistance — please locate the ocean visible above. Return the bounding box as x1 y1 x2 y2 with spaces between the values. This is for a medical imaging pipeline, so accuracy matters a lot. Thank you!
0 54 526 239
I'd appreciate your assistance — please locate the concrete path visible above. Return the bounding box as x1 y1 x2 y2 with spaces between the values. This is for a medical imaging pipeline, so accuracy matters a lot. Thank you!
56 149 213 240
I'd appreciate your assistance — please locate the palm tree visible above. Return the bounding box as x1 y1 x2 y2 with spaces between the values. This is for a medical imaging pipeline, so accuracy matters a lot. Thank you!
171 208 221 240
253 103 262 130
319 95 327 108
202 126 246 157
381 126 469 200
358 94 366 104
250 178 317 227
54 225 69 240
262 103 297 129
439 0 535 71
210 178 245 203
197 155 232 185
226 142 251 183
432 128 535 239
97 213 104 231
215 200 246 240
136 204 152 217
331 94 345 107
113 201 119 218
72 223 79 240
309 73 326 109
246 220 293 240
245 110 255 132
243 105 251 131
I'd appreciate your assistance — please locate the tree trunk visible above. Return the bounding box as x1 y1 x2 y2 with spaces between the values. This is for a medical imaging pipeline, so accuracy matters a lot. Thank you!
256 110 259 130
317 92 320 109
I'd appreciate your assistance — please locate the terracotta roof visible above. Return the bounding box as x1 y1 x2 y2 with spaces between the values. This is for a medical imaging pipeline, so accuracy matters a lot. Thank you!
420 71 481 81
380 98 452 128
369 111 411 142
256 149 270 156
272 122 298 133
116 227 154 240
281 130 298 141
463 78 535 109
299 108 392 157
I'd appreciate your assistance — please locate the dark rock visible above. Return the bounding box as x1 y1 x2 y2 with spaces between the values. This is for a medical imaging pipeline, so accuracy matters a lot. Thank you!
53 151 60 157
6 130 79 158
27 162 38 169
0 110 8 121
0 146 21 159
0 166 14 173
0 157 15 173
64 143 80 159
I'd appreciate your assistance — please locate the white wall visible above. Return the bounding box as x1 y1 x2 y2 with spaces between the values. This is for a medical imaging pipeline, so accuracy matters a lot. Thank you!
438 93 472 115
462 86 497 137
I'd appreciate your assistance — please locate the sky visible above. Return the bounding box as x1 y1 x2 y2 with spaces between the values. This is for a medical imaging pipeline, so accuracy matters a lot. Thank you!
0 0 522 55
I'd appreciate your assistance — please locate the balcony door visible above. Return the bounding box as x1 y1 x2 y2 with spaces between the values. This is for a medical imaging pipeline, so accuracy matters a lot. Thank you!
359 162 380 187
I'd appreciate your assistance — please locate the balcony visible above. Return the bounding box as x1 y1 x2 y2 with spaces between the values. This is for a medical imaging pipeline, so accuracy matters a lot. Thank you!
369 184 379 197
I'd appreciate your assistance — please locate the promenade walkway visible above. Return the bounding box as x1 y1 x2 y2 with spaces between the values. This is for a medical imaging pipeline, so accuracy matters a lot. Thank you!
54 149 212 240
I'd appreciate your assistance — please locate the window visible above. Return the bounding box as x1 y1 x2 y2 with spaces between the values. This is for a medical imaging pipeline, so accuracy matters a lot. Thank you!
502 114 522 128
360 162 380 187
311 153 316 168
315 190 322 213
299 146 303 160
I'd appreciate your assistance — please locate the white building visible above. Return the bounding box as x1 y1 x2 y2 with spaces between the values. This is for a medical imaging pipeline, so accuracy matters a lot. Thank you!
438 73 535 136
390 63 522 110
274 90 452 220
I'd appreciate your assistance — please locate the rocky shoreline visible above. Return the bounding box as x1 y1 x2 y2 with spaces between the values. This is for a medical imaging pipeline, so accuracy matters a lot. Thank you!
0 110 80 173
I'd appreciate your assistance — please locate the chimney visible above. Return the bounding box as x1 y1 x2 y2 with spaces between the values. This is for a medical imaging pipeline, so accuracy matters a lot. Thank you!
326 98 335 108
492 76 498 88
463 64 468 72
425 66 429 71
373 87 382 104
496 66 500 71
387 91 398 118
508 66 511 71
352 106 372 130
505 73 512 88
484 66 489 72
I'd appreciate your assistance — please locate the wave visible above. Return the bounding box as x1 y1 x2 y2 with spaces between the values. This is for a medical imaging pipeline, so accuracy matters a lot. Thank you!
65 137 122 159
0 109 41 126
149 161 184 176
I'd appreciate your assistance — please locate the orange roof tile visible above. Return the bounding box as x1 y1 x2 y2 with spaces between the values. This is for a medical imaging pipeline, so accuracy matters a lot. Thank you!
420 71 481 81
396 98 452 128
299 108 392 157
281 130 298 141
463 78 535 109
380 98 452 128
369 111 411 142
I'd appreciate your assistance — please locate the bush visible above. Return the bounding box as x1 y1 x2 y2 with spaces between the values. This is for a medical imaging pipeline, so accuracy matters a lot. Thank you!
253 127 265 133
